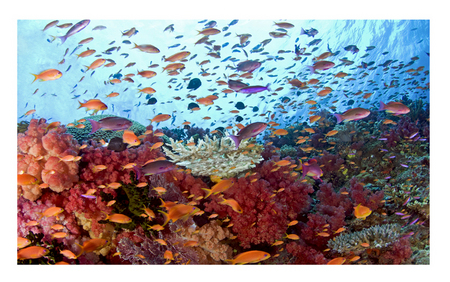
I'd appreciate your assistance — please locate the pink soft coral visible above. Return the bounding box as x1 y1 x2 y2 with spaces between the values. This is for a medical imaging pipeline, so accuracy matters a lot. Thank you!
17 118 80 201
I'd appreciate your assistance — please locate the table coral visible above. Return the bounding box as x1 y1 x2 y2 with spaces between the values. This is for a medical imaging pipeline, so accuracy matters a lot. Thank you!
18 118 80 201
162 133 264 178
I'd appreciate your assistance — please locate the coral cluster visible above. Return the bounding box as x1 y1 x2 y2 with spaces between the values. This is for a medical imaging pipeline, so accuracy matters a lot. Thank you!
17 118 80 201
327 224 402 254
162 134 264 178
66 114 146 143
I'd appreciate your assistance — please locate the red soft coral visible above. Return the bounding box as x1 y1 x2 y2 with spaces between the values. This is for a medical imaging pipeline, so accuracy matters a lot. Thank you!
286 241 328 264
203 158 313 249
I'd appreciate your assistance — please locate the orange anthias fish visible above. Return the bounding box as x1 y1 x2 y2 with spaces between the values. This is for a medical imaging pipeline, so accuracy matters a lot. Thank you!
160 204 200 226
225 250 271 265
164 51 191 62
201 179 235 198
102 211 132 224
31 69 62 83
18 246 49 260
150 114 171 124
353 204 372 220
17 237 31 249
218 197 243 213
77 99 107 114
132 43 160 53
76 238 108 256
327 257 346 265
84 58 106 71
273 129 289 136
39 207 64 220
17 173 39 185
123 130 141 147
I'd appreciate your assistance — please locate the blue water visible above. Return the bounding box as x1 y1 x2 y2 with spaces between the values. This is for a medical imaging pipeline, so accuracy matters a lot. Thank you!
17 20 429 129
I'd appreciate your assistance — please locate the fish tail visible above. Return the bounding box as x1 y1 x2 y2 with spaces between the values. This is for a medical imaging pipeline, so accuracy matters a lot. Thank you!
379 101 386 111
75 243 84 258
30 73 38 84
101 211 109 221
334 113 343 124
77 100 84 110
160 210 170 226
133 166 141 180
266 83 271 92
229 135 241 150
306 65 315 74
300 27 306 35
87 119 100 134
201 188 213 199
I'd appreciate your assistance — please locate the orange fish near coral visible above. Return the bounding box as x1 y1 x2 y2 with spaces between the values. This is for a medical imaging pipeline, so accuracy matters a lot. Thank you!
17 237 31 249
327 257 346 265
218 197 243 213
76 238 108 256
122 130 141 147
160 204 200 226
225 250 271 265
17 173 39 185
202 179 235 198
77 99 107 114
353 204 372 220
40 207 64 220
31 69 62 83
150 114 171 124
379 101 410 115
102 211 132 224
18 246 49 260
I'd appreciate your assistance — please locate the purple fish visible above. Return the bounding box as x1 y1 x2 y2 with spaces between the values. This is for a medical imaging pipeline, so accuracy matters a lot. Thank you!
238 84 270 94
400 164 409 168
395 212 405 216
301 159 323 182
378 138 388 141
81 194 96 199
87 117 133 134
409 218 419 225
133 160 176 180
401 215 412 219
52 19 90 44
229 122 268 149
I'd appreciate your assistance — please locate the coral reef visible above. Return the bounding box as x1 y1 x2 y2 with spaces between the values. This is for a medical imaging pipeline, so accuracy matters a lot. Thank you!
18 118 80 201
327 223 402 254
162 133 264 178
66 114 146 143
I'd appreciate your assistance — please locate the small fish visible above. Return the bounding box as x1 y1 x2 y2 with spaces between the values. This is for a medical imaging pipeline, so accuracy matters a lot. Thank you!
225 250 270 265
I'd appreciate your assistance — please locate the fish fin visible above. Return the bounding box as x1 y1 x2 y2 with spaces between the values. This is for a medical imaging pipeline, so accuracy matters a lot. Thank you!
229 135 240 150
333 113 343 124
300 27 306 35
306 65 315 74
201 188 212 199
87 119 100 134
101 211 109 221
75 243 84 258
379 101 386 111
159 210 170 226
30 73 38 84
133 166 141 180
266 83 271 92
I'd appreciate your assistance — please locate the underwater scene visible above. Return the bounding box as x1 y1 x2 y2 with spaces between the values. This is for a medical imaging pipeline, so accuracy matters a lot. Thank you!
17 18 430 266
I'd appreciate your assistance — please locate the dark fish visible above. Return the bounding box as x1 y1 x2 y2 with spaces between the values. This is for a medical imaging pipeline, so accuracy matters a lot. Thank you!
300 27 318 37
235 102 245 110
168 44 181 49
164 24 174 32
188 102 199 110
366 46 375 51
107 137 127 152
224 32 231 37
175 35 184 39
187 78 201 90
51 19 90 44
229 20 239 26
147 98 157 105
122 40 132 44
307 39 322 46
344 45 359 54
92 25 107 30
205 21 217 28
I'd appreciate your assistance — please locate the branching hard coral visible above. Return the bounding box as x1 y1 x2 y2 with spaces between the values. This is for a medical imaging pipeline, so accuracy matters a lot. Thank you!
327 223 402 254
162 134 264 178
